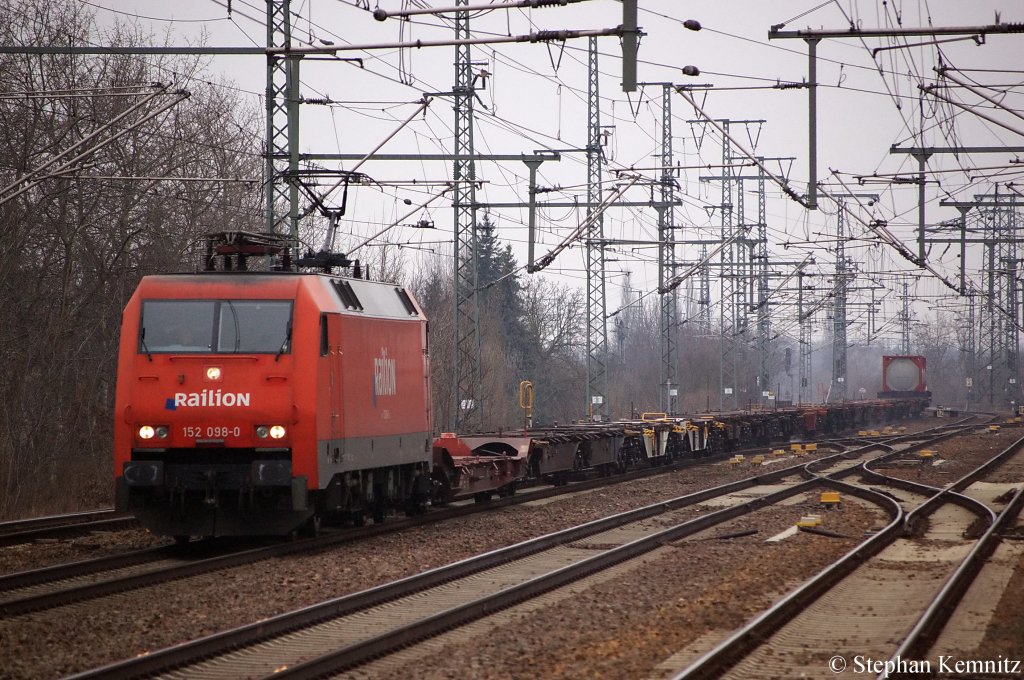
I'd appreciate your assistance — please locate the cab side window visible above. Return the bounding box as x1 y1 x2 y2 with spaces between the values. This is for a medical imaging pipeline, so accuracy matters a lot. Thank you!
320 313 329 356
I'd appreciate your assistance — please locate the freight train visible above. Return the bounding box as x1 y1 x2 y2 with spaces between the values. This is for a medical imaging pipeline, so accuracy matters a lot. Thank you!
114 232 927 539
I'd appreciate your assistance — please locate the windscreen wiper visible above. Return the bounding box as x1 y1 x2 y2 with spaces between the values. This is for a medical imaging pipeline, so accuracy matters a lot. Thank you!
140 327 153 362
275 322 292 362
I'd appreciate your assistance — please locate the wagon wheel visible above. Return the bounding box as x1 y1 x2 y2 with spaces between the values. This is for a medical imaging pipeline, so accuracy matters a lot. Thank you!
302 514 322 538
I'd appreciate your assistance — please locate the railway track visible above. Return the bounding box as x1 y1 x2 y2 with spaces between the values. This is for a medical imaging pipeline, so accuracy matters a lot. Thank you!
0 510 135 548
0 434 846 617
0 419 966 680
670 430 1024 679
69 429 943 680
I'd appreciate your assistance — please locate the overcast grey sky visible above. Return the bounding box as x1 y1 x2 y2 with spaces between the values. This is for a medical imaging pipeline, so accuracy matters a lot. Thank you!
84 0 1024 345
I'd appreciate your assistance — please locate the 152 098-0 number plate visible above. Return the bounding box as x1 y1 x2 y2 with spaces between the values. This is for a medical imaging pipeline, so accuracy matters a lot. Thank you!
182 425 242 439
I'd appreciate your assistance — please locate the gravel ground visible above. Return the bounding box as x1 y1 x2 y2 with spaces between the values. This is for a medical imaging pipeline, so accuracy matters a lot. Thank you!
0 416 947 679
873 427 1023 487
0 450 826 679
977 534 1024 659
366 497 884 680
0 529 168 576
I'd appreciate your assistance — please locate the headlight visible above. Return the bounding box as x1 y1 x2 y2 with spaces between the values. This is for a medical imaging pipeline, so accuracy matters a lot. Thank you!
205 366 222 381
256 426 269 439
155 426 169 439
138 425 155 440
269 425 286 439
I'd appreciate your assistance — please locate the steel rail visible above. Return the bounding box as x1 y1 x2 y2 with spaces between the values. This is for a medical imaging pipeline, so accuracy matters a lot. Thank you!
674 479 906 680
0 433 851 617
670 426 1013 679
263 478 846 679
0 450 735 614
879 487 1024 679
1 419 963 617
0 508 115 534
0 545 176 593
69 443 874 680
0 512 135 548
62 419 955 676
0 445 784 616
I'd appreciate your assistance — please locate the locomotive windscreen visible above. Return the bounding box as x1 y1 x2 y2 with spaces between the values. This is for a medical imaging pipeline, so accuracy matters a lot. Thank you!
139 300 292 354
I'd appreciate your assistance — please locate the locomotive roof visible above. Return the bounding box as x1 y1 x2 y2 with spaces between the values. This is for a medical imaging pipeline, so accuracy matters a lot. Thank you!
135 272 424 320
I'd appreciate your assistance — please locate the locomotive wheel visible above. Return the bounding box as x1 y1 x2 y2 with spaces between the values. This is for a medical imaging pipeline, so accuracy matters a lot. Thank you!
474 491 492 503
372 505 386 524
298 514 322 538
173 535 190 546
352 511 366 527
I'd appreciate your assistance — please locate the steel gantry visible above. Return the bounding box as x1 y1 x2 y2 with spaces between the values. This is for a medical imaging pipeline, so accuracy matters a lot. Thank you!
658 83 679 414
717 121 739 410
798 270 814 404
265 0 300 250
831 200 850 402
981 191 1022 407
899 279 912 354
585 36 609 421
698 119 766 410
755 164 771 404
452 0 482 431
698 245 712 334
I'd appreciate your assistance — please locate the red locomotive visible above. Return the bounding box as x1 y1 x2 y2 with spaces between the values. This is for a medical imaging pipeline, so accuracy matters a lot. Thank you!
114 235 432 539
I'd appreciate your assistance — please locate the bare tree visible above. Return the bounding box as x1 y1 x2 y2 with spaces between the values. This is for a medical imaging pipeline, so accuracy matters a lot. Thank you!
0 0 263 518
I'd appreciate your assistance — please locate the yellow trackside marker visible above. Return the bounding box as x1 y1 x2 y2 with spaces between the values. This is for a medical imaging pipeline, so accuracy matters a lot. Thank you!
858 430 868 436
791 443 803 452
819 491 841 505
797 514 823 527
751 454 765 464
869 430 880 436
989 425 1001 433
773 448 787 456
805 443 818 452
919 449 935 458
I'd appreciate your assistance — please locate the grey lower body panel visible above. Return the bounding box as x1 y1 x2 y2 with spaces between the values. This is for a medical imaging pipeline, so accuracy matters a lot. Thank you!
317 432 432 488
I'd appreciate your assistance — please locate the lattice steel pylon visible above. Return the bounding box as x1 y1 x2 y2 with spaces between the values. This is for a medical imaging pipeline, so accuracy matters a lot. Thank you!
798 271 813 404
658 84 679 414
756 167 770 403
264 0 300 249
452 0 481 431
964 294 977 407
718 121 740 410
899 279 912 354
982 191 1021 407
698 244 712 334
585 37 608 421
831 201 848 402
